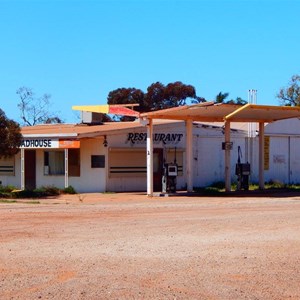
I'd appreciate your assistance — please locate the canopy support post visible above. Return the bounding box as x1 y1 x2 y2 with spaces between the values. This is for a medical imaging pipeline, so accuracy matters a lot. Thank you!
147 119 153 196
259 122 265 189
186 119 193 192
225 121 231 192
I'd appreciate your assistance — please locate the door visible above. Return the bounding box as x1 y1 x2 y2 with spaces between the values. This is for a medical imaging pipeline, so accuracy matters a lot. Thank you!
25 150 36 190
290 137 300 184
153 148 163 192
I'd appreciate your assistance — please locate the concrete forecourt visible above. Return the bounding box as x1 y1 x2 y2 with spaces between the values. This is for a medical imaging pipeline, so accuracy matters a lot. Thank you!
1 192 300 299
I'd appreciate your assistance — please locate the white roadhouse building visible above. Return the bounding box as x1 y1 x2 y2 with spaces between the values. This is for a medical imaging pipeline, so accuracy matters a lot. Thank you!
1 103 300 193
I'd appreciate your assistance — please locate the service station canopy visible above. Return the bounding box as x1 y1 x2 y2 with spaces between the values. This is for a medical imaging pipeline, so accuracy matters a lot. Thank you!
140 102 300 123
140 102 300 196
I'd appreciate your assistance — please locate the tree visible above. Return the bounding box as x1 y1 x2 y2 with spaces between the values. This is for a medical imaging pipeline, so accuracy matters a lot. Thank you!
215 92 247 105
163 81 197 108
44 117 63 124
226 97 247 105
107 88 145 112
190 96 207 104
215 92 229 103
145 81 199 109
277 75 300 106
16 87 63 126
0 109 22 158
144 82 166 110
107 88 145 121
107 81 200 115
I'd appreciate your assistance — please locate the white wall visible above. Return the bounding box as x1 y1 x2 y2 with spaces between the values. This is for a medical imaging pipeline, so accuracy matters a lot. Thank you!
263 118 300 184
106 122 186 192
260 136 300 185
265 118 300 135
34 138 106 192
0 138 107 193
69 138 107 192
192 135 247 187
264 137 289 184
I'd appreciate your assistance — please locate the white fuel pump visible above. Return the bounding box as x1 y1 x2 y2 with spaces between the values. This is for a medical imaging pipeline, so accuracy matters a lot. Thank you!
162 147 178 193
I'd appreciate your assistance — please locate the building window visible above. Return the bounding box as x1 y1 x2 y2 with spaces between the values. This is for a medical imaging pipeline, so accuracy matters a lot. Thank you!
44 151 64 175
0 156 15 176
91 155 105 168
44 149 80 177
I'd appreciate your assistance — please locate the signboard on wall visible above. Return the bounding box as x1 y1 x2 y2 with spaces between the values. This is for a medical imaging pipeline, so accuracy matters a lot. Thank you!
20 139 80 149
221 142 233 150
58 140 80 148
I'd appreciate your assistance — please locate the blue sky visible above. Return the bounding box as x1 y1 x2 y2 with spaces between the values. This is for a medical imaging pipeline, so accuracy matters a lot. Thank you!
1 0 300 123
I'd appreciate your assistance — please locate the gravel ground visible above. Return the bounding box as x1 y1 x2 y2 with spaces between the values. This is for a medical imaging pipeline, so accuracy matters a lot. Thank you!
1 192 300 299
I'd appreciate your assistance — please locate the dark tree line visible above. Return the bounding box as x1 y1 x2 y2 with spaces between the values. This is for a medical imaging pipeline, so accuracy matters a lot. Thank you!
107 81 201 114
106 81 247 121
0 109 22 158
214 92 247 105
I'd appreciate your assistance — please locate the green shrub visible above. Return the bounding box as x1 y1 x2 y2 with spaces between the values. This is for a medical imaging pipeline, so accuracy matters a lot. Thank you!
10 186 60 198
265 180 285 189
209 181 225 189
0 192 13 199
0 185 17 193
62 185 77 194
0 199 17 203
41 185 60 196
193 186 221 194
13 190 38 198
32 187 47 197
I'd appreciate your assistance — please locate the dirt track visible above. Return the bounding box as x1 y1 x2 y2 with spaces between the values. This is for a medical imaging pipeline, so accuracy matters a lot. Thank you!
1 192 300 299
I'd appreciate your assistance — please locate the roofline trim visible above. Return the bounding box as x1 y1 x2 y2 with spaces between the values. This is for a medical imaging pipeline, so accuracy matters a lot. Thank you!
22 133 78 138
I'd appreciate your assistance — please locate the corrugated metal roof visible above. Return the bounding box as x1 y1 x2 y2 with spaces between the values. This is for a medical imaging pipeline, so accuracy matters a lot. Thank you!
21 120 187 138
21 122 144 138
21 117 250 139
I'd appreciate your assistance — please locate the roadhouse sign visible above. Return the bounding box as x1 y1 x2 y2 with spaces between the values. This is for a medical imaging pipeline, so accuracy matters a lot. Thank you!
20 139 80 149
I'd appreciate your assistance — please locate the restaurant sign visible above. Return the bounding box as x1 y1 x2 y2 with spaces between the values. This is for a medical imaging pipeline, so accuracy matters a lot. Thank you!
126 132 184 145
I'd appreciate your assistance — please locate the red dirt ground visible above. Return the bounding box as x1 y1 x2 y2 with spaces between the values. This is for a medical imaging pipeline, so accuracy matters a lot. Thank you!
1 192 300 299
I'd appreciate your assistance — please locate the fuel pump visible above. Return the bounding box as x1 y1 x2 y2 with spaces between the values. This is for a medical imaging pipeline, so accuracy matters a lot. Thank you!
162 148 178 193
235 146 251 191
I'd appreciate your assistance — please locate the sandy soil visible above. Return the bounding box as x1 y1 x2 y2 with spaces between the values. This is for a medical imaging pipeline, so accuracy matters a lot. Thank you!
1 192 300 299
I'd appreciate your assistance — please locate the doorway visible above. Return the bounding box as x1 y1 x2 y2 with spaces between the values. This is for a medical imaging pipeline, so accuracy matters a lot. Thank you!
25 150 36 190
